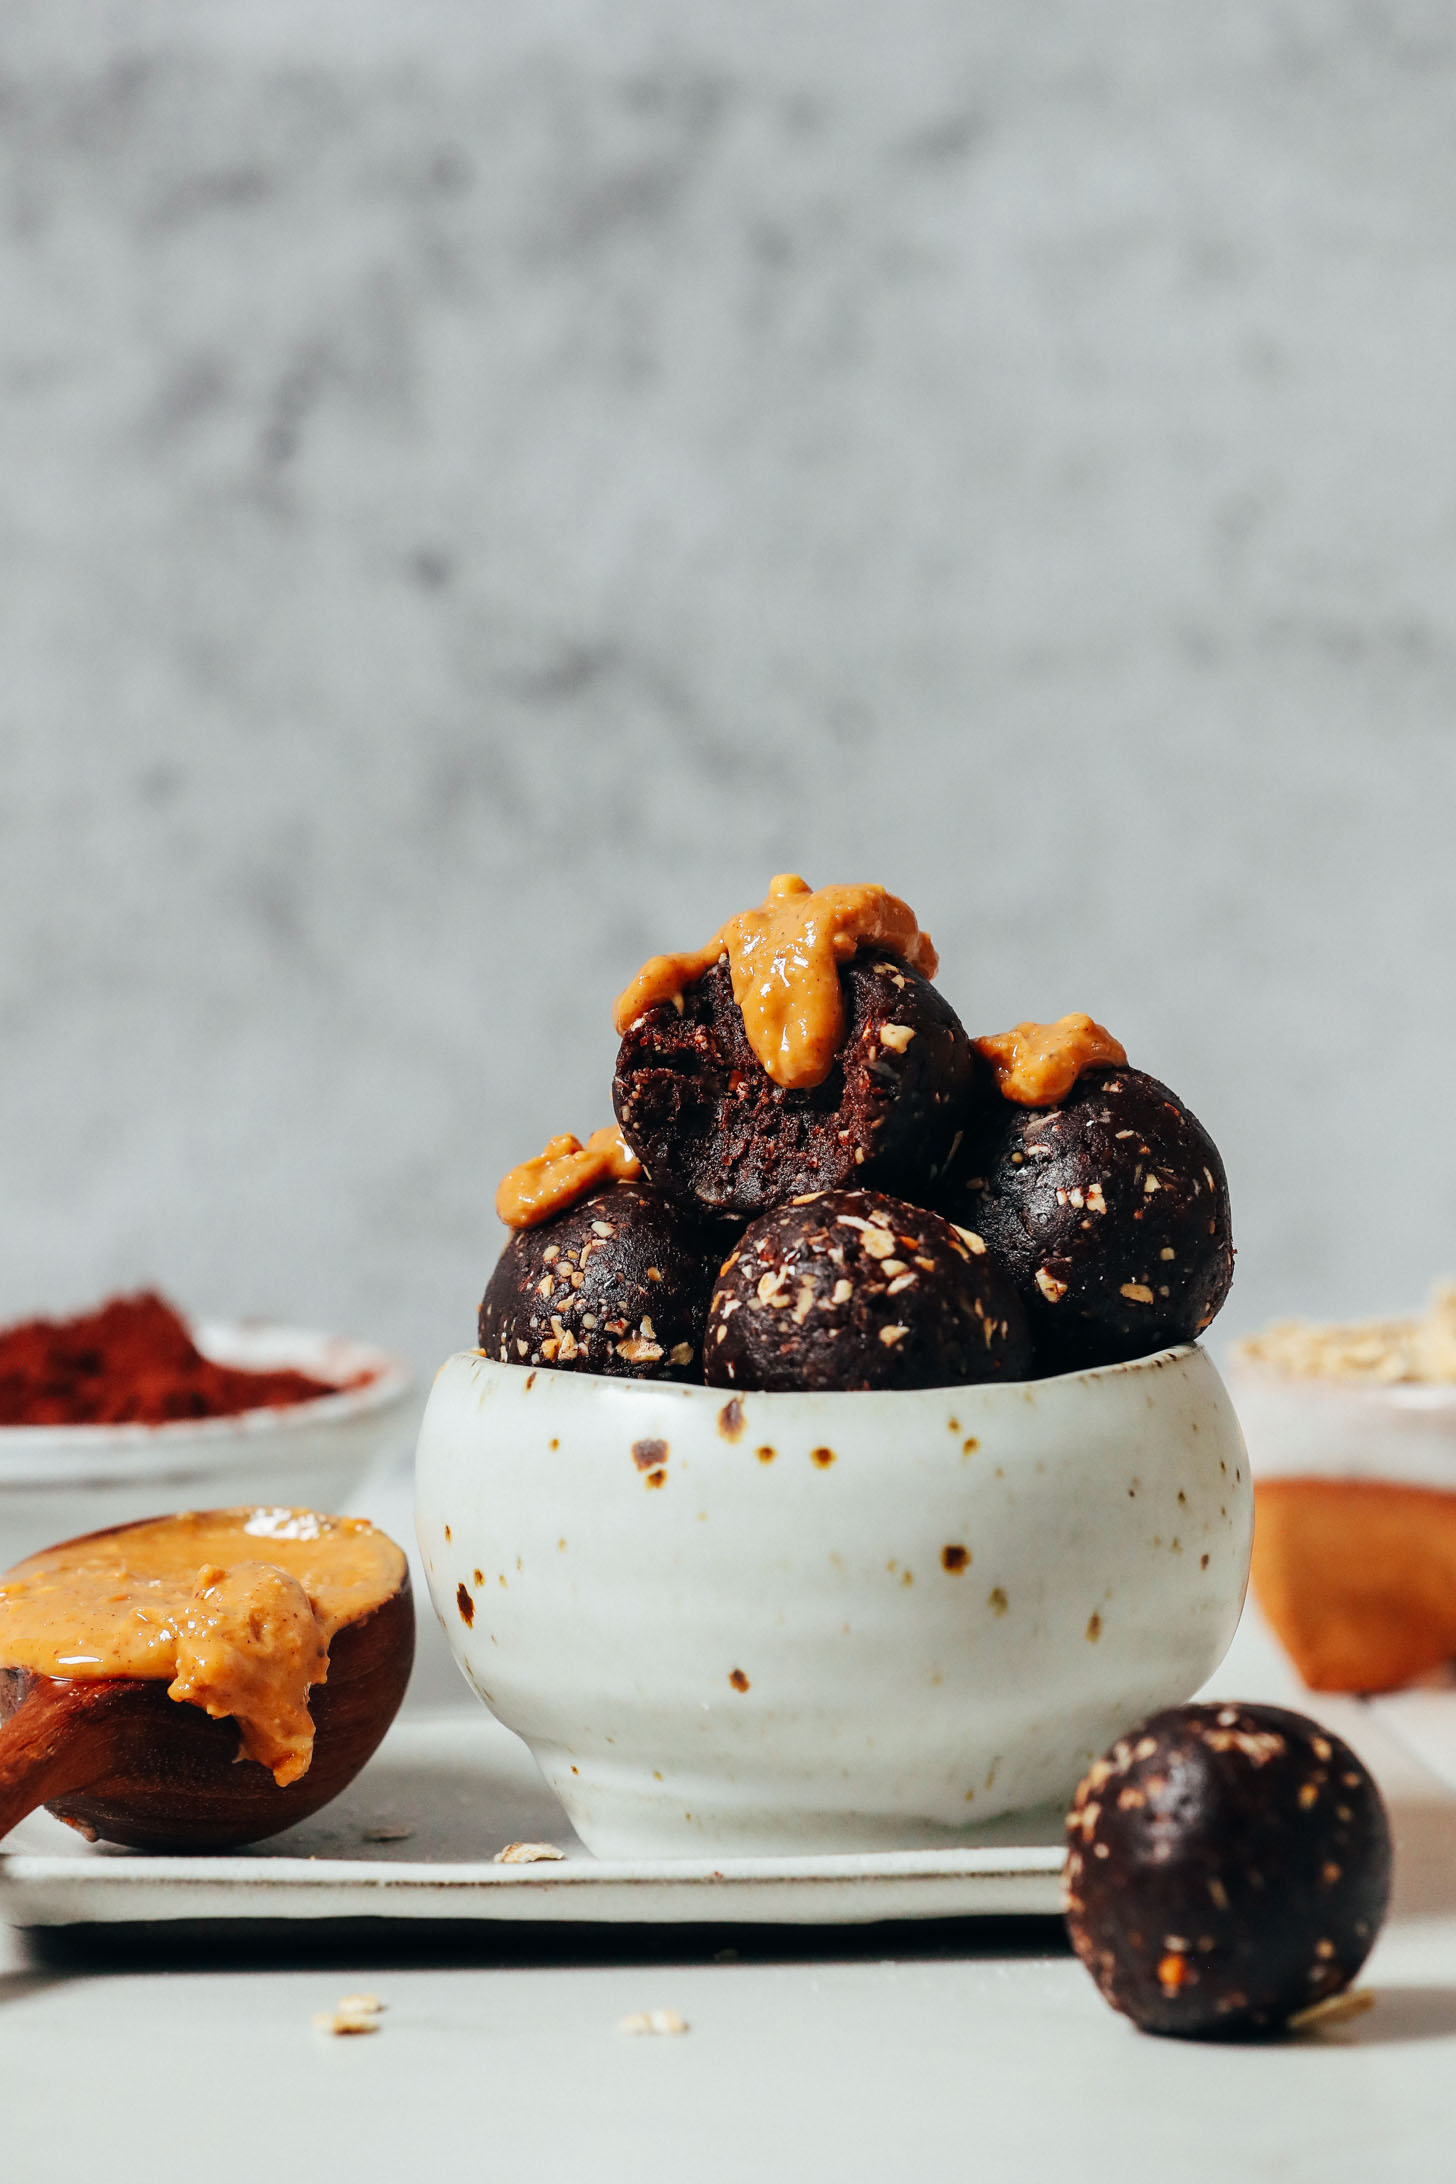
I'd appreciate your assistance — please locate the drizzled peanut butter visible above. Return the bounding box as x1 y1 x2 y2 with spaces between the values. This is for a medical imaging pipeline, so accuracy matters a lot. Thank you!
495 1124 641 1231
613 874 938 1090
0 1509 405 1787
170 1562 329 1785
974 1014 1127 1106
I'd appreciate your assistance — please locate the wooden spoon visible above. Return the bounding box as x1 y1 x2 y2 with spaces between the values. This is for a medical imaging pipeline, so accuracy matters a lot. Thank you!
0 1540 414 1852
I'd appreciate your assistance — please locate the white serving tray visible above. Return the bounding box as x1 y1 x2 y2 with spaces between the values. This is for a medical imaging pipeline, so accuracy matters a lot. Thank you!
0 1708 1066 1928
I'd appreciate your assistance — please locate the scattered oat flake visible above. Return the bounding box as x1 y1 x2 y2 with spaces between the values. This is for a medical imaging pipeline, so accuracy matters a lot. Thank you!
314 1994 385 2036
620 2007 690 2036
1287 1988 1375 2035
495 1840 567 1864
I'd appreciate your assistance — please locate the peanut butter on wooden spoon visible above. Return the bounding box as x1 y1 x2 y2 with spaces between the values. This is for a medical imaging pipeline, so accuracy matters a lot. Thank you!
0 1508 412 1848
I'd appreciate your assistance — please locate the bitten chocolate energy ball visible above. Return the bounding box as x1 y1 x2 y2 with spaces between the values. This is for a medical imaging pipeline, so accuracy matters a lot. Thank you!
615 954 979 1220
479 1181 719 1382
1065 1703 1391 2040
953 1067 1233 1373
703 1188 1031 1392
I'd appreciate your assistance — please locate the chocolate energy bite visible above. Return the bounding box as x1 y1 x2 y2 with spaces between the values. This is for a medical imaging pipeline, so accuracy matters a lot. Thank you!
1065 1703 1391 2040
953 1067 1233 1374
615 952 978 1220
703 1189 1031 1393
479 1181 720 1382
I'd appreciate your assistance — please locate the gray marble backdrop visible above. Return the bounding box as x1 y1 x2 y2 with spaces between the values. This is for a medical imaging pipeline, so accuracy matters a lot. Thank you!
2 0 1454 1380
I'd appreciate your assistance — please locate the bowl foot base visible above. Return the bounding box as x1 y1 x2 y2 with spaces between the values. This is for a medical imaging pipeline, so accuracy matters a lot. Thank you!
531 1746 1077 1860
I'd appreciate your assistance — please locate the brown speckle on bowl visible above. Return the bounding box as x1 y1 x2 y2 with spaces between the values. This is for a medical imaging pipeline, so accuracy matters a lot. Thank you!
718 1397 745 1442
1086 1610 1103 1642
525 1371 537 1390
645 1468 667 1489
989 1586 1009 1615
728 1668 750 1692
941 1544 969 1574
962 1437 979 1455
443 1524 452 1541
473 1568 483 1585
811 1445 836 1468
757 1444 776 1463
456 1582 474 1627
632 1437 669 1472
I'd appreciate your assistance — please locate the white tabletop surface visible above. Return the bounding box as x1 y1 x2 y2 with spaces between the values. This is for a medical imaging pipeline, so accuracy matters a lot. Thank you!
5 1596 1456 2184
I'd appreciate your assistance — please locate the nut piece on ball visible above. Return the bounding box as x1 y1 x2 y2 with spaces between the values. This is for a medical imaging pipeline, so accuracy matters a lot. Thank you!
613 953 980 1220
1064 1702 1391 2040
479 1181 722 1382
951 1066 1234 1373
703 1188 1032 1393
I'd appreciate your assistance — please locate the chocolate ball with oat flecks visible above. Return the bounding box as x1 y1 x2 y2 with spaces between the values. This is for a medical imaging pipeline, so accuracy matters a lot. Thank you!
479 1182 724 1382
613 952 981 1220
950 1067 1233 1374
1064 1702 1391 2041
703 1188 1031 1392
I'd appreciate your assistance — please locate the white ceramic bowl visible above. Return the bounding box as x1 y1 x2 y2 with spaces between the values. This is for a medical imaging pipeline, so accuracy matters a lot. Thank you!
415 1345 1252 1858
1227 1356 1456 1488
0 1322 415 1574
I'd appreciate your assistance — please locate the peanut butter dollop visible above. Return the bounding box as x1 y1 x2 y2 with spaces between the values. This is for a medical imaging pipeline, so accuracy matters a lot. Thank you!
612 874 938 1091
974 1014 1127 1106
495 1124 641 1231
0 1509 405 1788
170 1562 330 1786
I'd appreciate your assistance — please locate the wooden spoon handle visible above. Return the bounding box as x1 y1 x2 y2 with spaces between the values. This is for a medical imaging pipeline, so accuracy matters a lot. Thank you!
0 1679 136 1843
